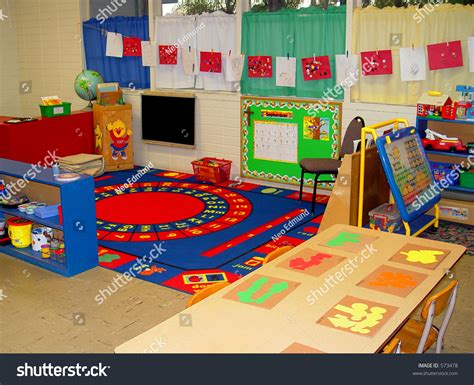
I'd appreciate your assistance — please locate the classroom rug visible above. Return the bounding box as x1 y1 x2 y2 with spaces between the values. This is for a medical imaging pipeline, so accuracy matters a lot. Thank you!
95 167 327 293
420 220 474 256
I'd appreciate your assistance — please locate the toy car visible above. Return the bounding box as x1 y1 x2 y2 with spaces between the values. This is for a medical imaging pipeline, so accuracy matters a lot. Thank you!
421 128 467 153
468 142 474 155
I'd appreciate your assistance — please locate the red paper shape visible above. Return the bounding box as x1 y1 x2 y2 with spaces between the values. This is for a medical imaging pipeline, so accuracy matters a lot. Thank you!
159 45 178 65
361 50 393 76
427 41 463 70
248 56 273 78
123 37 142 57
302 56 331 80
200 51 222 73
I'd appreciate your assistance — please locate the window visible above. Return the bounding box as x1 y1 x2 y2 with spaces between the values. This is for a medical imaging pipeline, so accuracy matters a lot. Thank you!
249 0 343 12
361 0 474 8
162 0 237 16
90 0 148 19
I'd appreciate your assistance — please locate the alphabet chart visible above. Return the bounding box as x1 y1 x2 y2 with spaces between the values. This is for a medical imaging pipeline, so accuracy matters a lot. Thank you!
254 121 298 163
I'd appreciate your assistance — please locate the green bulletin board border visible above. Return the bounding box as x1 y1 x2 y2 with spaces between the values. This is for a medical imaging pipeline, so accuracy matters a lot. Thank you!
241 96 342 188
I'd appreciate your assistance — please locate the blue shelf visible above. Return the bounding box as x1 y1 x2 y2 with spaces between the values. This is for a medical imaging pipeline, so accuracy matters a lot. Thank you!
417 117 474 126
1 244 68 276
446 185 474 193
0 207 63 230
0 158 89 187
425 150 469 158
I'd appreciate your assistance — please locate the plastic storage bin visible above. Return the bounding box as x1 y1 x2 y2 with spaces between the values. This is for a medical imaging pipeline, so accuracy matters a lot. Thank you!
369 203 402 233
192 157 232 184
39 102 72 118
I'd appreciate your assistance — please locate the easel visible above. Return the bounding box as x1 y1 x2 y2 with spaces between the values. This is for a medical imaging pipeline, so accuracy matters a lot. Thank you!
357 119 439 236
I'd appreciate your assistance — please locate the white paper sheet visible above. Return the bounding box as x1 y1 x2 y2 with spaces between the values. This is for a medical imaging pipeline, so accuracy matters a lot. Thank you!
141 41 156 67
225 53 245 82
254 121 298 163
106 32 123 58
182 47 198 76
468 36 474 73
335 54 358 88
276 57 296 87
399 47 427 81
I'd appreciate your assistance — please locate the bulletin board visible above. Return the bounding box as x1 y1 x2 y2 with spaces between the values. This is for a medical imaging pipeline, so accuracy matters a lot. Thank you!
241 97 342 187
375 127 439 222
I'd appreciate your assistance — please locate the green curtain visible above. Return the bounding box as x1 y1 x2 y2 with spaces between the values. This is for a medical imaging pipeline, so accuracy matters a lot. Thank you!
241 6 346 98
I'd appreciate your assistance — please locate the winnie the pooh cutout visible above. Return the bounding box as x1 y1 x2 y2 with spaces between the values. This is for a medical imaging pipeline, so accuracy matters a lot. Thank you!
106 119 132 161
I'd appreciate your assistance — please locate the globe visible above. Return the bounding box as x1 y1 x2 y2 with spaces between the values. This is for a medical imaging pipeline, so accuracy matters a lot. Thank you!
74 70 104 108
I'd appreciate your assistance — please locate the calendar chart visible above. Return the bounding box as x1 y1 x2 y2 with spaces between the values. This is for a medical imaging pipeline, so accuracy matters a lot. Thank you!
241 97 342 187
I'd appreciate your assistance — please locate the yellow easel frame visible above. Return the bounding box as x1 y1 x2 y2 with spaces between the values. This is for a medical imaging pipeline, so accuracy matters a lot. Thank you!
357 118 439 236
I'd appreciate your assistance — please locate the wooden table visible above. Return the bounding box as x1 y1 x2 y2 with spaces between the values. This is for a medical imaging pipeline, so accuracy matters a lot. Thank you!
115 224 466 354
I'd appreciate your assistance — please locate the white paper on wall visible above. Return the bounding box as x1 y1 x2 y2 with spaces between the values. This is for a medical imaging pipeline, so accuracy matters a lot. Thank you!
276 57 296 87
468 36 474 73
182 47 198 75
141 41 156 67
254 121 298 163
106 32 123 58
399 47 427 81
225 53 245 82
335 54 358 88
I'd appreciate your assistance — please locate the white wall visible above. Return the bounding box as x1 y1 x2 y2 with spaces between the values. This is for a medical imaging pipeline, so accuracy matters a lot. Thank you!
0 0 87 117
0 0 21 116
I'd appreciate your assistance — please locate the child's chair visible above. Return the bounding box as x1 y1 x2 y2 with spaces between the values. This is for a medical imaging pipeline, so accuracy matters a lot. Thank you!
390 280 458 353
262 246 294 264
382 338 401 354
186 281 230 308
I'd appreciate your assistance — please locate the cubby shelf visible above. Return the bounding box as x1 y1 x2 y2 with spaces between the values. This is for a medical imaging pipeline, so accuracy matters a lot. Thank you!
0 158 98 276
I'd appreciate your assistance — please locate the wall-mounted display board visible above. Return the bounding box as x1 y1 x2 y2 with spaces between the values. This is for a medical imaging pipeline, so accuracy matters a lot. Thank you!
241 96 342 187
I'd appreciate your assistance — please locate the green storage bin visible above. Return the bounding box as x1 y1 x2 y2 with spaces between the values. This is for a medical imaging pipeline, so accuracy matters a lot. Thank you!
460 171 474 189
39 102 71 117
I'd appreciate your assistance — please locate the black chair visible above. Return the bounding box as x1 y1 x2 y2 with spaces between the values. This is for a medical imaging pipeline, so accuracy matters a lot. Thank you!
299 116 365 212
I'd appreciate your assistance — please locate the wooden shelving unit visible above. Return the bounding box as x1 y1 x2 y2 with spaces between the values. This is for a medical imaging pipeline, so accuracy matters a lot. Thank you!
0 158 98 276
416 116 474 225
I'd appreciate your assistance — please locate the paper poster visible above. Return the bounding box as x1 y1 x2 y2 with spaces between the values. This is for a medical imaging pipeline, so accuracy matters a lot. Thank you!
276 56 296 87
182 47 197 75
225 53 245 82
399 47 427 81
467 37 474 72
303 117 329 141
158 45 178 65
248 56 273 78
200 51 222 73
361 50 393 76
301 56 331 80
427 41 463 70
254 121 298 163
106 32 123 58
335 54 358 88
123 37 142 57
141 41 156 67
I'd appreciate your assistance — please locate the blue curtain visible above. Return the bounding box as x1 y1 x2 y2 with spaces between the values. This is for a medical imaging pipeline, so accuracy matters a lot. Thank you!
83 16 150 89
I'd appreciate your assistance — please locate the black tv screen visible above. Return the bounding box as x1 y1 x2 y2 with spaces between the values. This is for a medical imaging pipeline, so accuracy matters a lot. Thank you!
142 93 195 147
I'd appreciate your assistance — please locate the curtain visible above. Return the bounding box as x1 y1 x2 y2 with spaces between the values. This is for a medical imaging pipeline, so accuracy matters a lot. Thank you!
196 12 236 91
83 16 150 89
351 5 474 105
155 15 197 89
240 6 346 98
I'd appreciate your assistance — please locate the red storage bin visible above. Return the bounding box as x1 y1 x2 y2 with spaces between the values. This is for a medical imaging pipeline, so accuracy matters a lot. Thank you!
192 157 232 184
